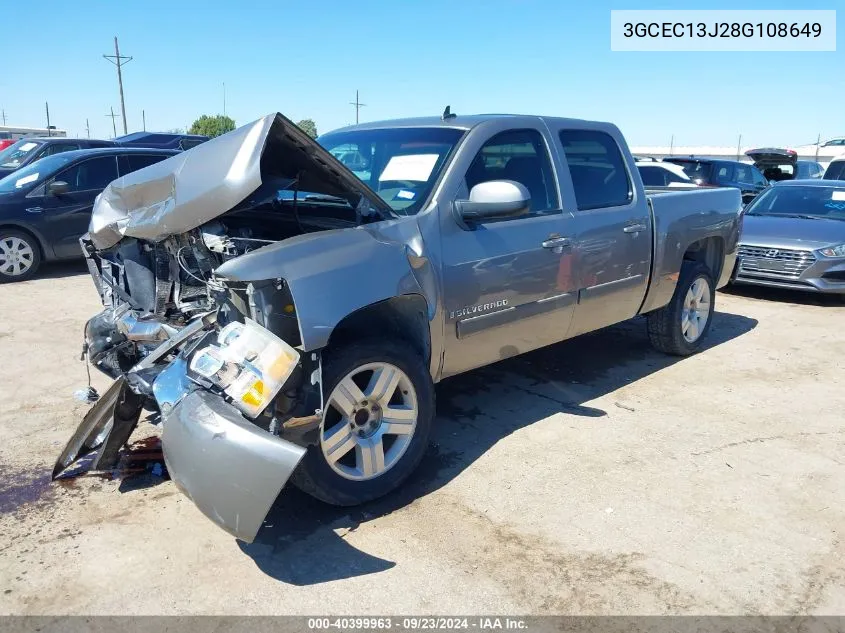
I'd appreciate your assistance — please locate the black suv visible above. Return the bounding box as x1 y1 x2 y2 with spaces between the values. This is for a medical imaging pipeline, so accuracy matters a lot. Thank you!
0 147 176 282
0 137 116 180
115 132 209 151
663 157 768 204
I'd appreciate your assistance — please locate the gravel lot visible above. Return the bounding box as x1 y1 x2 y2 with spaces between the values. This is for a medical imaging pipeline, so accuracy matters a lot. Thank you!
0 262 843 615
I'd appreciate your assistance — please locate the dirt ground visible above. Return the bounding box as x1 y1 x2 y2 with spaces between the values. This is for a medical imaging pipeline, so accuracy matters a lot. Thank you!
0 260 843 615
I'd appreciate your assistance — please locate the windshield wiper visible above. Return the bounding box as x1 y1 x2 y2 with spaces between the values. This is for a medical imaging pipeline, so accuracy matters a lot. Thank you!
302 194 350 205
746 213 824 220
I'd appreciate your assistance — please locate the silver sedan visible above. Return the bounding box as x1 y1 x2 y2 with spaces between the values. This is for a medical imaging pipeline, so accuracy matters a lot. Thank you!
734 179 845 294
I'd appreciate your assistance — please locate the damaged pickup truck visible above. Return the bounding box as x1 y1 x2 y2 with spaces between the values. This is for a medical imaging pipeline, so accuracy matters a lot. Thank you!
54 112 742 542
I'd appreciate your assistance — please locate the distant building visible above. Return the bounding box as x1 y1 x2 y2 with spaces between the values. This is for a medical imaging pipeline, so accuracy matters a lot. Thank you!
0 125 68 141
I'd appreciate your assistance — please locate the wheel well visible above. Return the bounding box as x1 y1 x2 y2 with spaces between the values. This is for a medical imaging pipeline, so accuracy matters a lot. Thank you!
0 224 46 259
326 295 431 364
683 237 724 282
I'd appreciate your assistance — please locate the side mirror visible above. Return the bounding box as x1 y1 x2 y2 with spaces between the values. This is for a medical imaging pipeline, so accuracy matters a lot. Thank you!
48 181 69 196
454 180 530 227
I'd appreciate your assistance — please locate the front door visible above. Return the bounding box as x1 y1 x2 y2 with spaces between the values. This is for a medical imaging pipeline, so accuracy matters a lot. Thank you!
549 127 652 336
439 127 579 377
37 155 119 258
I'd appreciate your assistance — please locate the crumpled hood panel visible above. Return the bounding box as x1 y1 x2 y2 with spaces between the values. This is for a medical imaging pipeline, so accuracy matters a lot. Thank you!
89 116 272 249
88 112 392 250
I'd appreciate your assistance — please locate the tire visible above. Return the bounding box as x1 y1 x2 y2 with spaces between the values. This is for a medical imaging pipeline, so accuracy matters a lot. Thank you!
291 339 435 506
647 261 715 356
0 229 42 283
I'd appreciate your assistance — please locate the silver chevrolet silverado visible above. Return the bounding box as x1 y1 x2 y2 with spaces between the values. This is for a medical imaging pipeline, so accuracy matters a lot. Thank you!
54 112 742 542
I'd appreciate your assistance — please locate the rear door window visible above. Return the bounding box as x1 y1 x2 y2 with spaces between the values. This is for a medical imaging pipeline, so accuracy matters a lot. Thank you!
44 143 80 157
558 130 632 210
734 164 753 185
126 154 170 173
714 164 735 184
751 166 768 186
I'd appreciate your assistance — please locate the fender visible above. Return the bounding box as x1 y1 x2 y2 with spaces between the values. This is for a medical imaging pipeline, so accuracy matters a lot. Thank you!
215 224 436 352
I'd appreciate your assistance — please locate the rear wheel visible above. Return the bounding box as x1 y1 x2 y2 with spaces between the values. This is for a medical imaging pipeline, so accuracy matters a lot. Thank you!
0 230 41 283
292 340 435 506
647 261 715 356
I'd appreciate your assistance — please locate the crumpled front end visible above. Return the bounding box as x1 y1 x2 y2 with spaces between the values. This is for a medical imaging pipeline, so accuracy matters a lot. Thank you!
55 308 313 543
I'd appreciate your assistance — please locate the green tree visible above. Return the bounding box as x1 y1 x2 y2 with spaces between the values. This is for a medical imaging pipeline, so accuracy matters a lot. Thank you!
296 119 318 139
188 114 236 138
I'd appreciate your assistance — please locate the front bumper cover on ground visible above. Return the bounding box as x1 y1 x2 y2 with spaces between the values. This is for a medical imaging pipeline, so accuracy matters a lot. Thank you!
55 321 308 543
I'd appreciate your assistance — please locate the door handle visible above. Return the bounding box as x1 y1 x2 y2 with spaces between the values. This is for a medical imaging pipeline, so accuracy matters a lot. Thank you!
623 223 647 234
541 236 572 253
25 207 43 214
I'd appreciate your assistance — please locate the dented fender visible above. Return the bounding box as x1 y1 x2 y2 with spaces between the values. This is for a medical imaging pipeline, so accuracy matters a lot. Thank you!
214 223 436 352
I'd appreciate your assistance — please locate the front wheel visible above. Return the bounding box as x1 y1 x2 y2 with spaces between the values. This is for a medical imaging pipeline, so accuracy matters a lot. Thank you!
647 261 715 356
291 340 435 506
0 230 41 283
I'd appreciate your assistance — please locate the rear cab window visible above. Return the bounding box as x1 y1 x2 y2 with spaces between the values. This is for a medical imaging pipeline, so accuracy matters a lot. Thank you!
558 130 632 210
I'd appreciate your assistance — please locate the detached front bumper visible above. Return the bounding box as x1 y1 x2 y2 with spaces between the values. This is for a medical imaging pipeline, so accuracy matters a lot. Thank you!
56 311 309 543
162 387 306 543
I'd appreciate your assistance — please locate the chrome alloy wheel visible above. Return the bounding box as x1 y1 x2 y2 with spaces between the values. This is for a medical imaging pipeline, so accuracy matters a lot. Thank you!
320 362 418 481
681 277 711 343
0 236 35 277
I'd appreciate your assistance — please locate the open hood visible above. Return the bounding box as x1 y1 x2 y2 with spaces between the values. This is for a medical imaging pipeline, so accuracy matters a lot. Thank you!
88 112 393 250
745 147 798 182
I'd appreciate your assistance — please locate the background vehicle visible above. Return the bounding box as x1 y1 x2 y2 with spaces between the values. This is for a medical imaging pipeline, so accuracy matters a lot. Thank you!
734 180 845 295
664 156 768 204
745 148 823 181
0 132 14 151
636 161 696 187
114 131 209 151
0 137 115 179
0 147 176 281
821 137 845 147
0 125 68 140
824 156 845 180
797 160 825 179
57 112 743 543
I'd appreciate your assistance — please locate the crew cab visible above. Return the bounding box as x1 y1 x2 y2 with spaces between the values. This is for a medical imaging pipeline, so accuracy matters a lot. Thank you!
55 113 742 542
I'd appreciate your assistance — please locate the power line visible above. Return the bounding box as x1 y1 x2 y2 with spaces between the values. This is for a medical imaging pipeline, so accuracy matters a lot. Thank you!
106 107 119 138
103 36 132 135
349 90 366 125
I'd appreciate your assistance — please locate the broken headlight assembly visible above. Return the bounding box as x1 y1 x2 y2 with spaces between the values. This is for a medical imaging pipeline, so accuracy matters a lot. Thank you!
186 319 300 418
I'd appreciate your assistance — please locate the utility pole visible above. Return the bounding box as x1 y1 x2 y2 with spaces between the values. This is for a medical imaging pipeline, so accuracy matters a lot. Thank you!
86 119 90 138
349 90 366 125
816 133 821 161
1 109 6 125
103 36 132 135
142 110 146 131
736 134 742 161
106 107 119 138
45 102 51 137
669 134 674 157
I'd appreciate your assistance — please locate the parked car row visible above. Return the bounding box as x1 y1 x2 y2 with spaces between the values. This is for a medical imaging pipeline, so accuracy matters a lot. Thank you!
0 132 207 179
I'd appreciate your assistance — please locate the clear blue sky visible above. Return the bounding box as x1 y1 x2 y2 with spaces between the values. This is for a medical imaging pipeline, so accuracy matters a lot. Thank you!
1 0 841 146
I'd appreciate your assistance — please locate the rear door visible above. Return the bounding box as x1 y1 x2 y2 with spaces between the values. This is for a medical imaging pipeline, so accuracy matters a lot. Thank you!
550 126 652 336
439 125 579 377
37 155 119 258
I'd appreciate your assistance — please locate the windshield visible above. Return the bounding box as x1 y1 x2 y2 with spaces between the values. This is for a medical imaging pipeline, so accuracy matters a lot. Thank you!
317 127 465 215
744 185 845 220
0 152 76 193
0 139 44 169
